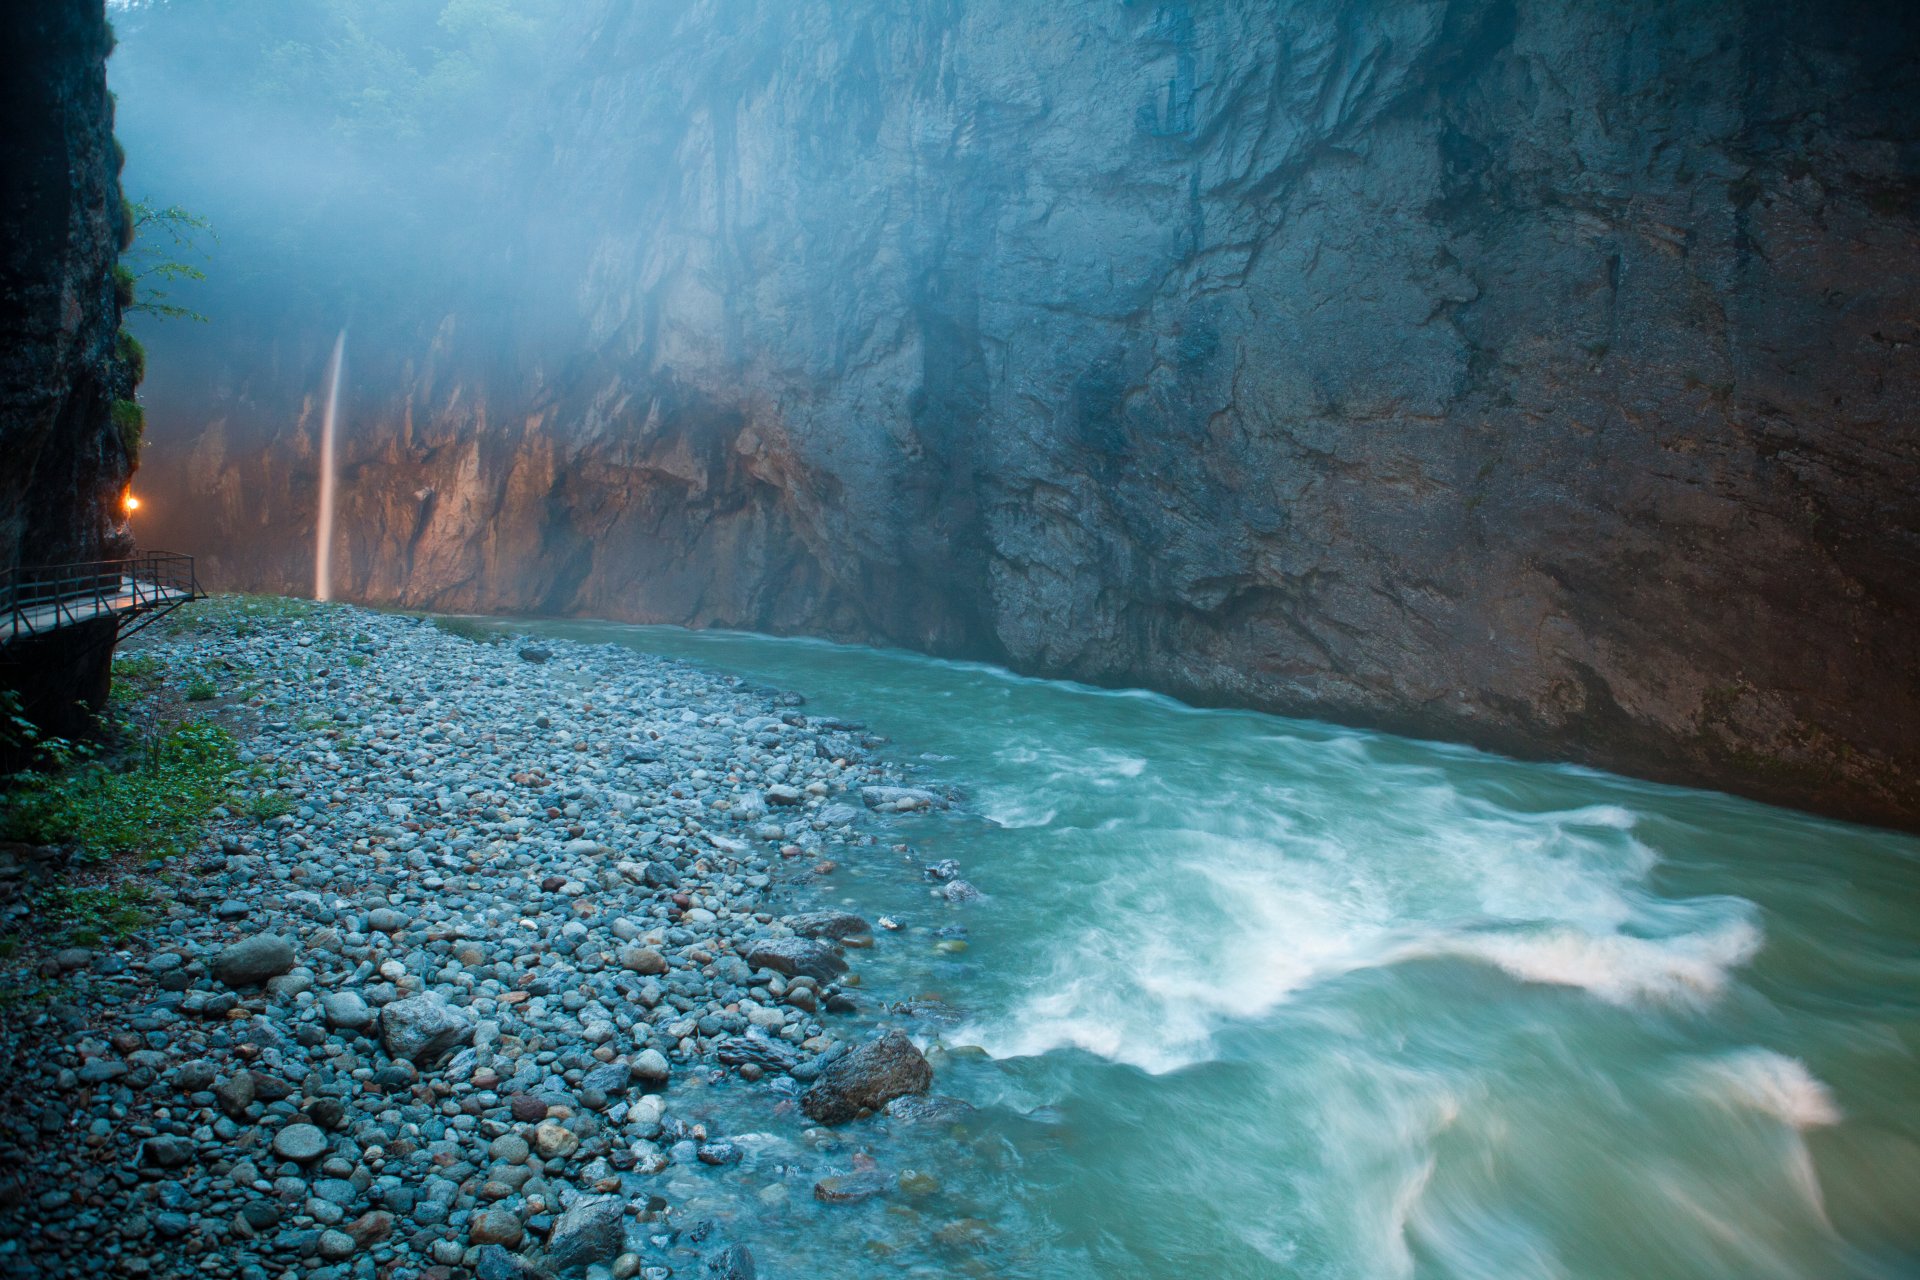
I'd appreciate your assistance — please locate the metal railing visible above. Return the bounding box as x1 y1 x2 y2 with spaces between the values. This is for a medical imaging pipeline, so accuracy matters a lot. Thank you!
0 551 201 644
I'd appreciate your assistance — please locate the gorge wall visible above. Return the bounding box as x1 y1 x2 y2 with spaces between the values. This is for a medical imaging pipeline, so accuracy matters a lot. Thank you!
1 1 140 738
128 0 1920 827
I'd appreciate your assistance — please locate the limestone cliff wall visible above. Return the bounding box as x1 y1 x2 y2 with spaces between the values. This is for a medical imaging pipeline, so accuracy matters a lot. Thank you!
135 0 1920 826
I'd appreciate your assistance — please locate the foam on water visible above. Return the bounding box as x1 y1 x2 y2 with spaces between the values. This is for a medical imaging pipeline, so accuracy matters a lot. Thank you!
1403 915 1763 1007
964 739 1765 1069
1686 1049 1843 1129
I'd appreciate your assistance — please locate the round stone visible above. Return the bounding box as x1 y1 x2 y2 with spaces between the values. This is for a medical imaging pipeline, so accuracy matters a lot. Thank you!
271 1123 327 1163
469 1208 524 1247
532 1120 580 1160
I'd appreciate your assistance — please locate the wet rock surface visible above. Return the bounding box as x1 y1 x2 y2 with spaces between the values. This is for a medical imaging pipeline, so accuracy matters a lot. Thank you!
801 1031 935 1125
0 602 983 1279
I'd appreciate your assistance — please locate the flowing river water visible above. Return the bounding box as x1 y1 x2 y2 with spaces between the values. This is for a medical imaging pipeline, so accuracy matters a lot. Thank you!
519 619 1920 1280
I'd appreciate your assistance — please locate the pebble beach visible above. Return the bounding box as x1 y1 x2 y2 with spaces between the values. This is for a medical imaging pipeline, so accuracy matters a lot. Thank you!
0 599 974 1280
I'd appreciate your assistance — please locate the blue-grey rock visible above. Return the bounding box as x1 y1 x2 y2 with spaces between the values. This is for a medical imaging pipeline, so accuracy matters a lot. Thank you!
379 994 475 1065
211 934 295 987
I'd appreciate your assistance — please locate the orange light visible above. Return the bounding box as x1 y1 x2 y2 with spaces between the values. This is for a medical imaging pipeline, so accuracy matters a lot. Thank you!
124 494 141 513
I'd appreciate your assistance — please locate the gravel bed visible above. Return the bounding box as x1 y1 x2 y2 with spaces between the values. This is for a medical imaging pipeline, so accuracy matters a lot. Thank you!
0 602 965 1280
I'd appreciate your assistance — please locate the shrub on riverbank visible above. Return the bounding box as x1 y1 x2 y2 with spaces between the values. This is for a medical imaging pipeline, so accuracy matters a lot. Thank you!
0 719 238 861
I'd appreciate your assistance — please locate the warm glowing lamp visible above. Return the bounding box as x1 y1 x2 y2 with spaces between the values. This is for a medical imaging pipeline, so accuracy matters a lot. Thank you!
124 493 141 513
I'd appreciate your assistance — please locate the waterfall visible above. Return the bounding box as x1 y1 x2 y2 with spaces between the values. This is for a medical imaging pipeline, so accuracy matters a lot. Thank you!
314 329 345 602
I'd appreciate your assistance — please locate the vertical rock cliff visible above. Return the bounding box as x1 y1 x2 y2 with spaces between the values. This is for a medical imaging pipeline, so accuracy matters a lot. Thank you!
0 0 140 738
129 0 1920 826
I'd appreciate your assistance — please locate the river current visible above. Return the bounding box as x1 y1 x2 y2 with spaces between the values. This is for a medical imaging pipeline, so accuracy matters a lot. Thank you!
520 619 1920 1280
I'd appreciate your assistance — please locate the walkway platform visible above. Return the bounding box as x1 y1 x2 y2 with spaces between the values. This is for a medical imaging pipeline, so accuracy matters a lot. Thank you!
1 552 202 646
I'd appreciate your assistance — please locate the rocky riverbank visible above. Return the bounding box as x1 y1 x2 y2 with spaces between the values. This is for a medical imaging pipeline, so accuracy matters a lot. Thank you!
0 598 979 1280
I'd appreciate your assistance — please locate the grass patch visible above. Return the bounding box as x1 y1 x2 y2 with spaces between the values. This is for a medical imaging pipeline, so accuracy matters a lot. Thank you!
0 720 238 861
246 791 294 822
185 676 217 702
164 593 321 639
37 882 158 947
430 615 502 644
114 653 164 682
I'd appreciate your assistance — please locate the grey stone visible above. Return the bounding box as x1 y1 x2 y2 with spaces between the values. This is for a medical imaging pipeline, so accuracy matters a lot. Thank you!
316 1229 356 1261
321 990 374 1032
271 1123 328 1163
860 785 941 810
632 1049 670 1085
469 1209 525 1247
801 1030 933 1124
784 910 871 941
742 937 846 983
380 994 475 1065
544 1194 625 1271
617 947 667 976
708 1244 756 1280
211 934 296 987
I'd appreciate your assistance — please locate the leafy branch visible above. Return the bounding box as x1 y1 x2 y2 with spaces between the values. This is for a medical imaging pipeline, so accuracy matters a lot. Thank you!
124 199 214 322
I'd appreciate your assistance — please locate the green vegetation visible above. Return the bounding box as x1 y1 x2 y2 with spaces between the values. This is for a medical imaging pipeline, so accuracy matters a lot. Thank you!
111 397 145 461
116 328 147 383
165 592 320 639
123 199 214 322
113 653 164 683
36 882 157 947
247 791 295 822
0 720 239 862
430 614 501 644
111 262 136 308
185 676 217 701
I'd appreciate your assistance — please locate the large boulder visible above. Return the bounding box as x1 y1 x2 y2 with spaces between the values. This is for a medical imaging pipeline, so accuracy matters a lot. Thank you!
743 936 846 982
380 994 475 1065
785 910 871 941
210 934 295 987
543 1195 625 1272
801 1030 932 1124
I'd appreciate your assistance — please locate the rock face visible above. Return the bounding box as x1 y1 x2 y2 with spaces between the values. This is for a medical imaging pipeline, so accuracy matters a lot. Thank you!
131 0 1920 826
0 0 142 743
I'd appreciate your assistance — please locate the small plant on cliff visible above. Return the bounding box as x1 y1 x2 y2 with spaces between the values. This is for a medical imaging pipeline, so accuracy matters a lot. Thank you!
115 328 146 383
184 676 216 702
122 199 213 322
111 397 145 463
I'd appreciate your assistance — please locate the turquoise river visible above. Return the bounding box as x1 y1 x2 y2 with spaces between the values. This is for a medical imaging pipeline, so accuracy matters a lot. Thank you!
517 618 1920 1280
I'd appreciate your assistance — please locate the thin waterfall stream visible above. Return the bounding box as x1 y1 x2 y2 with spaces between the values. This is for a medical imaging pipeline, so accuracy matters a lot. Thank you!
314 329 345 602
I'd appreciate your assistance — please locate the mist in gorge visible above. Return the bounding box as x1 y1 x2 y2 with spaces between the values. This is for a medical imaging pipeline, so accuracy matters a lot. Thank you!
3 2 1918 1278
